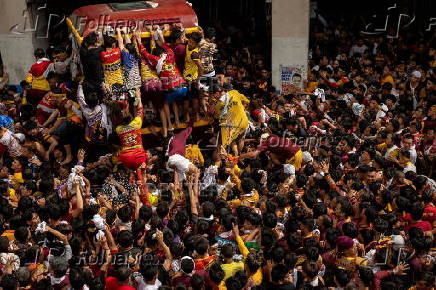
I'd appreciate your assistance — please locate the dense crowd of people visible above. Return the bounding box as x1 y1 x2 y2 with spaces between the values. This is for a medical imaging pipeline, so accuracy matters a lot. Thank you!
0 9 436 290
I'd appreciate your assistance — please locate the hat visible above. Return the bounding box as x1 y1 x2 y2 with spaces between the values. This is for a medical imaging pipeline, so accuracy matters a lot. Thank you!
336 236 354 252
302 151 313 163
412 70 422 79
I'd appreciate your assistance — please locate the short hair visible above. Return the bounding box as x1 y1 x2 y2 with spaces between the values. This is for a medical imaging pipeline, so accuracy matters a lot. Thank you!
204 27 216 39
170 30 183 43
194 236 209 255
14 226 29 243
117 230 133 248
271 264 288 282
0 274 18 290
410 202 425 220
209 263 225 284
139 205 153 222
34 48 45 59
336 269 352 287
103 35 116 49
181 257 195 274
342 222 358 239
190 273 204 290
246 251 262 273
302 260 318 279
221 243 234 258
48 204 62 221
49 256 69 277
117 205 133 223
115 266 132 282
189 32 202 44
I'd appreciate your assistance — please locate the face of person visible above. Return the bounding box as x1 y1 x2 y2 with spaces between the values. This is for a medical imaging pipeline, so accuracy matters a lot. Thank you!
337 139 348 152
187 38 197 48
399 155 408 168
414 108 424 119
226 65 233 75
361 151 371 164
429 108 436 119
284 103 291 112
11 159 21 170
426 130 435 142
0 166 9 178
366 171 377 184
410 125 417 134
261 69 268 79
334 203 343 218
402 138 413 150
59 167 69 180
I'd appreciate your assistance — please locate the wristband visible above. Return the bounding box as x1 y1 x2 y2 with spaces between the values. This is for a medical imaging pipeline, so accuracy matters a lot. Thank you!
77 162 83 166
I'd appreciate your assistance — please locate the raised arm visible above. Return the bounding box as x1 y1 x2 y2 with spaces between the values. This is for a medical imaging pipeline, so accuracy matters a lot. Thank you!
124 27 131 45
156 230 172 270
188 178 198 216
116 27 125 51
134 28 159 65
45 225 68 245
71 180 83 218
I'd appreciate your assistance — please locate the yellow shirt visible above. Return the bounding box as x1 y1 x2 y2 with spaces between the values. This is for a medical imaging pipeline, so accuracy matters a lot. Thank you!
214 90 250 147
221 261 245 280
9 188 18 202
236 235 262 286
13 172 24 184
184 46 200 82
185 144 204 166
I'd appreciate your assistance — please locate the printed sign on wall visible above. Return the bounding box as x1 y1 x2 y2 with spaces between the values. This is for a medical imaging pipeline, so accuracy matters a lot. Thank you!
280 65 304 95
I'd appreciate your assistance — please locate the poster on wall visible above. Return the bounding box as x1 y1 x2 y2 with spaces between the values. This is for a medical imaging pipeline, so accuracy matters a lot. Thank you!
280 65 304 95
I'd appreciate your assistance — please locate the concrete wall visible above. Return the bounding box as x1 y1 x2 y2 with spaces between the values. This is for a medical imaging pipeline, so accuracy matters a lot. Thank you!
0 0 43 84
271 0 309 93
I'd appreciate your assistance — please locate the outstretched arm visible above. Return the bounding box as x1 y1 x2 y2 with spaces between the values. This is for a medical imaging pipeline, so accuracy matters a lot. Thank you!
116 27 124 51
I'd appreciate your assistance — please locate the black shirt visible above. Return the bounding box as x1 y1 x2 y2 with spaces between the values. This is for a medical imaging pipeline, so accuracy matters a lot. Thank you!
80 46 104 86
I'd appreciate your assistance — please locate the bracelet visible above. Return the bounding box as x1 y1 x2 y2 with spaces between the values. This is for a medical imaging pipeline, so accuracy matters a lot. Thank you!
77 161 83 166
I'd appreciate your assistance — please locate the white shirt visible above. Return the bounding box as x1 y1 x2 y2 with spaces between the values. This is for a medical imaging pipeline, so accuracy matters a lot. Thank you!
403 162 416 174
349 44 368 57
407 146 417 165
135 274 162 290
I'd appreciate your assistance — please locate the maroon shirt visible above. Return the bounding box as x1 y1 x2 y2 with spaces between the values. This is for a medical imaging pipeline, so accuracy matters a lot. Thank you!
169 43 186 73
168 125 192 157
172 270 208 287
405 220 432 232
258 134 300 159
